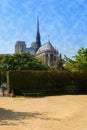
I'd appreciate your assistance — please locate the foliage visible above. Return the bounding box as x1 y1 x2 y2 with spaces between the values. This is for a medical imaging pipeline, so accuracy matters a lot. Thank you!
7 70 87 95
0 71 1 85
64 85 78 94
0 70 6 83
7 70 71 95
72 72 87 92
0 53 48 71
64 48 87 72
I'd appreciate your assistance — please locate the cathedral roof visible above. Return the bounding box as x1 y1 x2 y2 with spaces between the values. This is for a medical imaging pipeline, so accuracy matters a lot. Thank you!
36 41 56 54
22 47 36 55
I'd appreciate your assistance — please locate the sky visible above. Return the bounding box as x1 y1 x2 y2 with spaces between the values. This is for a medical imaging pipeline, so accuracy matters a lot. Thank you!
0 0 87 58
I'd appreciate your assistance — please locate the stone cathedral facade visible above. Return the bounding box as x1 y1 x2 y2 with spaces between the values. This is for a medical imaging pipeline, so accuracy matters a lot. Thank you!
15 19 61 66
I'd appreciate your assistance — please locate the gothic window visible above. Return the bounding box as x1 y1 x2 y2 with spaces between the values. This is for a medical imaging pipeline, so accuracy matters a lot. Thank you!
50 54 53 65
50 54 53 61
54 55 56 62
46 54 48 64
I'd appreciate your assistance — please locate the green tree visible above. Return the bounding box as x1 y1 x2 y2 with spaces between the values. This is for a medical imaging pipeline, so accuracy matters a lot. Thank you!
0 53 48 71
64 48 87 72
0 53 48 83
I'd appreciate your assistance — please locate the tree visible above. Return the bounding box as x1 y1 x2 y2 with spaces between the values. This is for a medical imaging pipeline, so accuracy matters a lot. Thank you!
0 53 48 71
0 53 48 83
64 48 87 72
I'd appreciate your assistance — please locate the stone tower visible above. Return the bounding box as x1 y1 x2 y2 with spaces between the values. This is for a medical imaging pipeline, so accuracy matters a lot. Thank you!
15 41 26 54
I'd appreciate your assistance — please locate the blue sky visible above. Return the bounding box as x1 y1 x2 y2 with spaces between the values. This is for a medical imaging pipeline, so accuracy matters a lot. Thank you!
0 0 87 57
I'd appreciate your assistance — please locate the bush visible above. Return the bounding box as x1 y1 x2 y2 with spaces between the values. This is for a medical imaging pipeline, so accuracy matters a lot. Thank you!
7 70 87 95
72 72 87 93
0 71 1 86
64 85 78 94
7 70 72 95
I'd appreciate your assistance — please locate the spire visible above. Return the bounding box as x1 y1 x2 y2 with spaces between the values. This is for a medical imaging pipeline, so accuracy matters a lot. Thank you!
37 16 39 33
36 16 41 50
48 35 50 42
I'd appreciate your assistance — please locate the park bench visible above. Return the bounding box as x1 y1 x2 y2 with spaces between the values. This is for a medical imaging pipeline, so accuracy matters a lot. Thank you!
21 89 45 97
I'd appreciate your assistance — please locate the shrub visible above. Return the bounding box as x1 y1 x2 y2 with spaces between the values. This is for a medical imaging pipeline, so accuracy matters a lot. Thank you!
72 72 87 93
0 71 1 86
64 85 78 94
7 70 87 95
7 70 72 95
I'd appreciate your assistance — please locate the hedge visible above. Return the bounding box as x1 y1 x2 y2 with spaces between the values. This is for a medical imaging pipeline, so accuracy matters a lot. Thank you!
0 71 1 86
7 70 71 94
72 72 87 92
7 70 87 95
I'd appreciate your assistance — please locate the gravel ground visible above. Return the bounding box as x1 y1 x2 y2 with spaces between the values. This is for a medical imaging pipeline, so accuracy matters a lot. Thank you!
0 95 87 130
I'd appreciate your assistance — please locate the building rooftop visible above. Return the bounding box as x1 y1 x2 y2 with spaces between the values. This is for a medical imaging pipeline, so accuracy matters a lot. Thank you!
36 41 56 54
22 47 36 55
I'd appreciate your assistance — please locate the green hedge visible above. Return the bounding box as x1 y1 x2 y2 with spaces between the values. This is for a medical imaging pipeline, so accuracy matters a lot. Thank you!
7 70 87 95
0 71 1 86
72 72 87 92
7 70 71 94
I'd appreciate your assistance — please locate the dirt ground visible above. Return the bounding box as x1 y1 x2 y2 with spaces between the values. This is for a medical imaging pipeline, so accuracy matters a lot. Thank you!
0 95 87 130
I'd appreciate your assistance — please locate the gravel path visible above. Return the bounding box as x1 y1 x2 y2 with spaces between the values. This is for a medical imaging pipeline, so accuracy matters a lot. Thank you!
0 95 87 130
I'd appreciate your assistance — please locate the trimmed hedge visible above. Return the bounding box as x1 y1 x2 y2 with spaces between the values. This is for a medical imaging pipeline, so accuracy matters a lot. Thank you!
72 72 87 92
0 71 1 86
7 70 87 95
7 70 71 94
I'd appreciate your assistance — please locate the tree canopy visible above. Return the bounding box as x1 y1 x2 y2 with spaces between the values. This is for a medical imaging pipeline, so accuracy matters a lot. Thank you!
0 53 48 71
64 48 87 72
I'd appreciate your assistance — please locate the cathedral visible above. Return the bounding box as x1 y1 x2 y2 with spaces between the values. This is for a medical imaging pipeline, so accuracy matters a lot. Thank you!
15 18 61 66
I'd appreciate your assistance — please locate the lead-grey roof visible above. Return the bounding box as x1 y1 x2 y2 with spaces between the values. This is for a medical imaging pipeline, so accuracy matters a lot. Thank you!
36 41 55 54
22 47 36 55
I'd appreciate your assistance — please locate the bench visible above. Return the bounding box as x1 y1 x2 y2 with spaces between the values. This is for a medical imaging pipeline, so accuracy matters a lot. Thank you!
21 89 45 97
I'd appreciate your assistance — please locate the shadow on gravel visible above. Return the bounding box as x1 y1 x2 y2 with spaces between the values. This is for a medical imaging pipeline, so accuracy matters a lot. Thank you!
0 108 43 125
0 108 60 126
